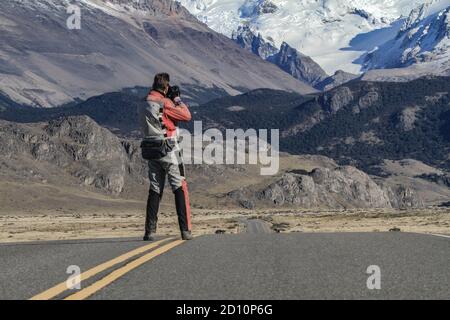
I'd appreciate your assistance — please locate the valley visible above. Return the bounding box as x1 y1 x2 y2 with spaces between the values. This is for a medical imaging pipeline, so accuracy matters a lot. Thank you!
1 111 449 242
0 0 449 244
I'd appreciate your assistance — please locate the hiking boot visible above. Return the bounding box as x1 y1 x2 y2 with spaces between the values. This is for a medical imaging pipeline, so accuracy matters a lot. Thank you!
145 189 160 238
181 231 193 241
143 233 156 241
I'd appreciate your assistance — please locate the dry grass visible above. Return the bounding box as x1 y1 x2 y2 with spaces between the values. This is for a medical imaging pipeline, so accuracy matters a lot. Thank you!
0 208 449 243
0 210 243 243
263 207 450 234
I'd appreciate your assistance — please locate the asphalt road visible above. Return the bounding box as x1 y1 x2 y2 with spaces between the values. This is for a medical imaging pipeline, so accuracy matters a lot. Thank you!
0 232 449 300
244 219 273 234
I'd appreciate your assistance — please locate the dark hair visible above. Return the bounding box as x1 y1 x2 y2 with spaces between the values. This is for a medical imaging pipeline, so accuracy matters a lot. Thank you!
152 73 170 92
167 86 181 101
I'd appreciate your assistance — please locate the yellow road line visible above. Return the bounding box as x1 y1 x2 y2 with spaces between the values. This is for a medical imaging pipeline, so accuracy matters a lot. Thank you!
30 238 174 300
64 240 185 300
430 233 450 239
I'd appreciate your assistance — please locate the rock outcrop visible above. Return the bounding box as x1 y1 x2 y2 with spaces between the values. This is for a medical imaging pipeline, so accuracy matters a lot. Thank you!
268 42 329 87
0 116 144 194
319 86 354 114
232 25 279 60
104 0 195 19
315 70 359 91
239 0 279 18
396 106 422 131
232 26 328 87
380 184 424 209
229 166 423 209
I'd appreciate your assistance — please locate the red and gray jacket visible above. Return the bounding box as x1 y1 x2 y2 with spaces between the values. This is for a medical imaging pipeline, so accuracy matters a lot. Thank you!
138 90 191 139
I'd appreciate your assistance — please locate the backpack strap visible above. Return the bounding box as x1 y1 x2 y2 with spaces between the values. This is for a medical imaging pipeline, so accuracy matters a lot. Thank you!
155 100 168 138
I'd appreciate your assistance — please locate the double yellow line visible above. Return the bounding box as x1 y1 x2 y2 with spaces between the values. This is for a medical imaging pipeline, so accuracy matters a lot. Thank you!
30 238 184 300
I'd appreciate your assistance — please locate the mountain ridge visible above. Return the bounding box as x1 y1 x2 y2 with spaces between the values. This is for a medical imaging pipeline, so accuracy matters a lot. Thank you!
362 4 450 71
232 26 330 87
0 0 314 108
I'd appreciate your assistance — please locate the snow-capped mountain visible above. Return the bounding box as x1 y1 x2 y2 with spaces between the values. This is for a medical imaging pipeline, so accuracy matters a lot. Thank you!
362 3 450 70
232 25 329 86
177 0 449 74
232 25 279 59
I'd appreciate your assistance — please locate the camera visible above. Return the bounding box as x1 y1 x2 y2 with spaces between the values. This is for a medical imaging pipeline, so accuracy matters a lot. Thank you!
167 85 181 101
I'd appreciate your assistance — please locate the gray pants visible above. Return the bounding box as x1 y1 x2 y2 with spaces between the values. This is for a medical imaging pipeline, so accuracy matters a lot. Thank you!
148 150 185 195
146 149 192 233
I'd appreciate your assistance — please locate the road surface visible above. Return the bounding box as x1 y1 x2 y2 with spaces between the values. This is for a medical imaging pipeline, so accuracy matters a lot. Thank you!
0 232 449 300
244 219 273 234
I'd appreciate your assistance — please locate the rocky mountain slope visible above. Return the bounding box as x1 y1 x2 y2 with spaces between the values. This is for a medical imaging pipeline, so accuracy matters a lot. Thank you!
0 0 314 108
1 115 440 210
315 70 360 92
281 77 450 173
0 88 311 137
189 77 450 174
232 25 279 60
5 75 449 173
362 3 450 71
4 76 449 175
267 43 329 87
232 26 329 87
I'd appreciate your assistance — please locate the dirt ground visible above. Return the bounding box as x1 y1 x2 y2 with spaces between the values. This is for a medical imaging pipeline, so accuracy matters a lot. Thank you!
260 207 450 235
0 207 449 243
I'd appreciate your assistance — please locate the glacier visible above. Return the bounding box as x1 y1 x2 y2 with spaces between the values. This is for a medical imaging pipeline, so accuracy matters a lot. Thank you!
177 0 450 74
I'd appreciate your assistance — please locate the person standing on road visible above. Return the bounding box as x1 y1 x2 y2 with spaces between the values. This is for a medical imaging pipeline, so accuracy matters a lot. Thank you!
137 73 193 241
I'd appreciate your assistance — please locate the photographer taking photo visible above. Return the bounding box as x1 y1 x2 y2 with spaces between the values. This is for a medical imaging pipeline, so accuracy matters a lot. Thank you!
137 73 193 241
